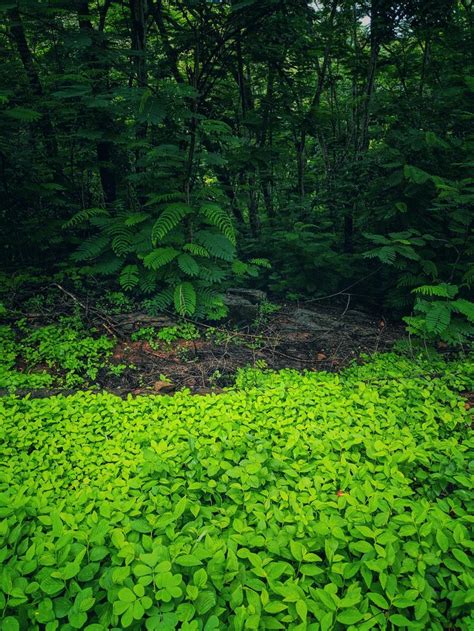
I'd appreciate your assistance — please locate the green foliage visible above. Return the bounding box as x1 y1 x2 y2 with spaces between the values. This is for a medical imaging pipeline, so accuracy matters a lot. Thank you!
0 354 472 629
120 265 140 291
0 325 53 393
364 229 473 344
0 318 115 390
131 323 200 349
174 282 197 317
404 284 474 344
151 203 192 244
97 291 134 315
65 205 245 318
1 0 473 325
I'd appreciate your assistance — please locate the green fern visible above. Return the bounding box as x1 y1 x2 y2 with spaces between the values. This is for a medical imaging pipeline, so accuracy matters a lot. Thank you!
174 282 196 316
134 226 154 255
462 265 474 285
363 246 397 264
5 106 42 122
124 213 150 227
195 230 235 261
142 247 180 270
63 207 109 229
139 269 157 294
143 288 174 314
424 302 451 333
451 298 474 322
195 289 227 320
145 192 184 206
199 263 228 283
92 256 124 275
397 274 426 288
232 260 248 276
71 235 109 261
200 203 236 245
362 232 390 246
151 203 191 244
183 243 210 258
249 258 271 269
177 254 200 277
200 119 233 135
421 260 438 278
120 265 139 290
413 284 458 298
111 233 133 256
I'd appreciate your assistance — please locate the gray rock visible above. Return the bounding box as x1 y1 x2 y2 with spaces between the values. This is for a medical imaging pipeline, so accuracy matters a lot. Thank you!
282 308 343 333
226 288 267 303
223 288 267 320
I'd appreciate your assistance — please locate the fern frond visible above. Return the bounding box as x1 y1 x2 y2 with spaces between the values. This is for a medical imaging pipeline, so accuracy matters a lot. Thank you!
362 232 390 245
177 254 200 277
112 233 133 256
139 269 157 294
124 212 150 227
396 274 426 288
134 227 153 255
145 191 185 206
183 243 210 258
249 258 271 269
63 207 109 229
92 256 123 275
142 247 180 270
421 260 438 278
120 265 139 290
174 282 196 316
200 203 236 245
71 235 109 261
89 216 112 229
198 262 228 283
195 230 235 261
143 288 174 314
451 298 474 322
363 246 397 264
152 203 192 244
395 245 420 261
462 266 474 285
232 260 248 276
195 289 227 320
200 119 233 136
412 284 458 298
424 302 451 333
101 219 130 238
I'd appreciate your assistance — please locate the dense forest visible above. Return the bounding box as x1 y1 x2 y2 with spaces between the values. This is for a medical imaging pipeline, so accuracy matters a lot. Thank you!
0 3 473 631
1 0 473 340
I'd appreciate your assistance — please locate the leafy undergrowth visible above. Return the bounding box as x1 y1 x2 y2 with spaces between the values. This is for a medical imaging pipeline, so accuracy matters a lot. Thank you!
0 355 473 630
0 318 115 392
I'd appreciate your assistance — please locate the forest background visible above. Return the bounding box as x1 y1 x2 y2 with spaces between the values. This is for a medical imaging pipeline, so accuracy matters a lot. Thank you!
0 0 473 343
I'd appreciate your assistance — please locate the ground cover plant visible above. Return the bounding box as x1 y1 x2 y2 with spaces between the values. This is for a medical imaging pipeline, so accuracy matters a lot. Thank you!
0 317 115 393
0 354 472 630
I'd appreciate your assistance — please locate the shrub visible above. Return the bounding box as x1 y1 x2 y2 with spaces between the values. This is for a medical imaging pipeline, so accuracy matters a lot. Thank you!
0 354 472 630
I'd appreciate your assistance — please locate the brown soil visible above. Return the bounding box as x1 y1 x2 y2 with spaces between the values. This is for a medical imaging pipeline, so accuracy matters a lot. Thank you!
97 303 404 395
2 302 406 398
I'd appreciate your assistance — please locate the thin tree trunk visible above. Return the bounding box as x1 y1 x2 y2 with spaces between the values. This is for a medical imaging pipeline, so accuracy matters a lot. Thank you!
77 0 117 205
8 7 59 162
359 0 381 153
129 0 148 187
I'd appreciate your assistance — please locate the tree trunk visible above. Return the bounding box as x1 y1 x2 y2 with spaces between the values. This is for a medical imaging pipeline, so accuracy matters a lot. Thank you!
77 1 117 205
8 7 59 163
